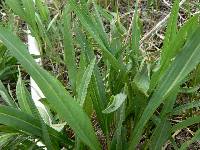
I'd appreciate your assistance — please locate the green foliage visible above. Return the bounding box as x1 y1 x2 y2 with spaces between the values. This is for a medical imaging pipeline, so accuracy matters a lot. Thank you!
0 80 17 107
63 6 77 91
0 43 17 81
0 27 100 150
0 0 200 149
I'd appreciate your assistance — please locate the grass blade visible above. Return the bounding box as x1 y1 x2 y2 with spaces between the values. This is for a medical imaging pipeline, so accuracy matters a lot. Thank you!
0 27 101 150
0 80 16 107
131 0 141 60
16 71 32 115
77 58 96 106
68 0 125 71
21 0 36 29
63 6 77 91
150 119 171 150
91 0 109 50
150 10 199 93
160 0 180 64
17 71 57 149
0 105 71 145
171 116 200 133
76 28 108 133
129 26 200 149
35 0 50 23
150 90 178 150
110 103 126 150
5 0 26 21
172 100 200 115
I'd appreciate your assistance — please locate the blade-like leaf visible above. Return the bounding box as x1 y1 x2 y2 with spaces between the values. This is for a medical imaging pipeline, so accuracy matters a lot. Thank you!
0 133 18 148
150 90 178 150
21 0 36 29
5 0 26 20
68 0 125 71
131 0 141 60
150 119 171 150
160 0 180 64
171 116 200 133
17 71 57 149
129 26 200 149
161 15 199 69
16 71 32 115
172 100 200 115
35 0 50 23
110 103 127 150
92 0 109 48
0 105 71 145
76 28 108 133
0 80 16 107
63 6 77 91
0 27 101 150
102 93 126 114
150 11 199 91
77 58 96 106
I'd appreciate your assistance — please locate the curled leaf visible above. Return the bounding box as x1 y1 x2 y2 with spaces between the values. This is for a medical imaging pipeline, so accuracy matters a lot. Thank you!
102 93 126 114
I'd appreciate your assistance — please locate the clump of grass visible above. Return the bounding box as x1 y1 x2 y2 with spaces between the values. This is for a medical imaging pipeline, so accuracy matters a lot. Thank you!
0 0 200 149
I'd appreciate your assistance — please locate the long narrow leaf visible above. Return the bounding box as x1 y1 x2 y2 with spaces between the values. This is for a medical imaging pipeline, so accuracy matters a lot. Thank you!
35 0 50 23
77 58 96 106
171 116 200 133
0 105 71 145
150 119 171 150
160 0 180 64
68 0 125 71
0 27 101 150
150 90 178 150
17 71 57 149
129 26 200 149
63 6 77 91
21 0 36 29
5 0 26 20
76 28 108 133
16 72 32 115
172 100 200 115
131 0 141 59
150 12 199 93
0 80 16 107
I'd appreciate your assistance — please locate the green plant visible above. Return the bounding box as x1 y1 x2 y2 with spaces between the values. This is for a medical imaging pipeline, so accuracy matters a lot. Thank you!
0 2 19 82
0 0 200 149
0 73 73 149
0 42 17 81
